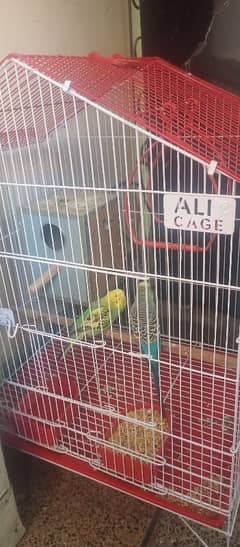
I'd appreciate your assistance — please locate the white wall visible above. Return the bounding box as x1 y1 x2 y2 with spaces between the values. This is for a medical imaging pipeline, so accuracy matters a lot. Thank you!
130 1 142 57
0 0 130 59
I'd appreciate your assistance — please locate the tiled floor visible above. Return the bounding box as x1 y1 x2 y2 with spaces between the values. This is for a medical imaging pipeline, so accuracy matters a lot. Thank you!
4 448 155 547
148 511 240 547
4 447 240 546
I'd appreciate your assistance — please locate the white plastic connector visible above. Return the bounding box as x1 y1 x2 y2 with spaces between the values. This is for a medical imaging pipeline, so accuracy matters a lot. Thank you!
62 80 72 92
208 160 218 176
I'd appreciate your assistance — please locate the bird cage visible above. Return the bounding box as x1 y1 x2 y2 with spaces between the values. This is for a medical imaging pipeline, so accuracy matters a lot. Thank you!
0 52 240 545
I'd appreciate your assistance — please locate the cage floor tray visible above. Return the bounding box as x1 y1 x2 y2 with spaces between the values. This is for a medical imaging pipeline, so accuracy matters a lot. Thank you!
0 335 236 529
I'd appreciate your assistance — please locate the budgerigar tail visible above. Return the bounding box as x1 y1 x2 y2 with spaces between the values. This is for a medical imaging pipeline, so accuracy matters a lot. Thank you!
150 359 160 398
141 339 165 418
64 325 85 358
64 343 71 358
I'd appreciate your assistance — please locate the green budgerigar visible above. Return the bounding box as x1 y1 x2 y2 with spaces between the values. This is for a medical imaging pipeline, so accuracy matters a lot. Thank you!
130 279 165 416
64 288 126 357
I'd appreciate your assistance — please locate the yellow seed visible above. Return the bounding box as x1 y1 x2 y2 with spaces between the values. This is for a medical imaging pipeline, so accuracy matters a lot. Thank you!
109 409 169 457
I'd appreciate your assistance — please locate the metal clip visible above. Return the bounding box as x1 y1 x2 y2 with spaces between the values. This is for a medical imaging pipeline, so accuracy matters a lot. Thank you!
208 160 218 175
89 457 102 469
153 483 168 494
102 404 116 413
62 80 71 92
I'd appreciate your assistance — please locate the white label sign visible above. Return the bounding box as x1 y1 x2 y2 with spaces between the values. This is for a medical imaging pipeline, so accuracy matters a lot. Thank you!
164 194 236 235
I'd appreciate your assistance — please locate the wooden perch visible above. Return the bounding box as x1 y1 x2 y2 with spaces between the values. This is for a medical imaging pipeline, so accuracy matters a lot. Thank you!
29 265 59 295
105 328 237 370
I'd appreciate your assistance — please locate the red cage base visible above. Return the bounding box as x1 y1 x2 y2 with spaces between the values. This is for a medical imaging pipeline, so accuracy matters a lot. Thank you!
0 336 236 530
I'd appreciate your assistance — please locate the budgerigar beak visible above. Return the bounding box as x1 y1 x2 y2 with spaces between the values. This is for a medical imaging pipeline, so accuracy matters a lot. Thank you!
138 278 151 288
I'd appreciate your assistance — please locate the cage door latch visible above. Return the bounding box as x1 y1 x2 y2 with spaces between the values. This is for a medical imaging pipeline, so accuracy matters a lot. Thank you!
0 308 17 338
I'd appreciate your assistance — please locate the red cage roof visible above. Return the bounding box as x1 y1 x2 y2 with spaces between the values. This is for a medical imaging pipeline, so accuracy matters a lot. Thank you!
1 53 240 181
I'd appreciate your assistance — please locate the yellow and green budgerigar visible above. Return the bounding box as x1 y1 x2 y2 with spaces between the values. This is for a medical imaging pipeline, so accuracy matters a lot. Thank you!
64 288 126 357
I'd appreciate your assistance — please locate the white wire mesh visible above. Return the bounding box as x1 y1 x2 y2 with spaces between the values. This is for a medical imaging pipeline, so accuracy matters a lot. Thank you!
0 57 239 537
